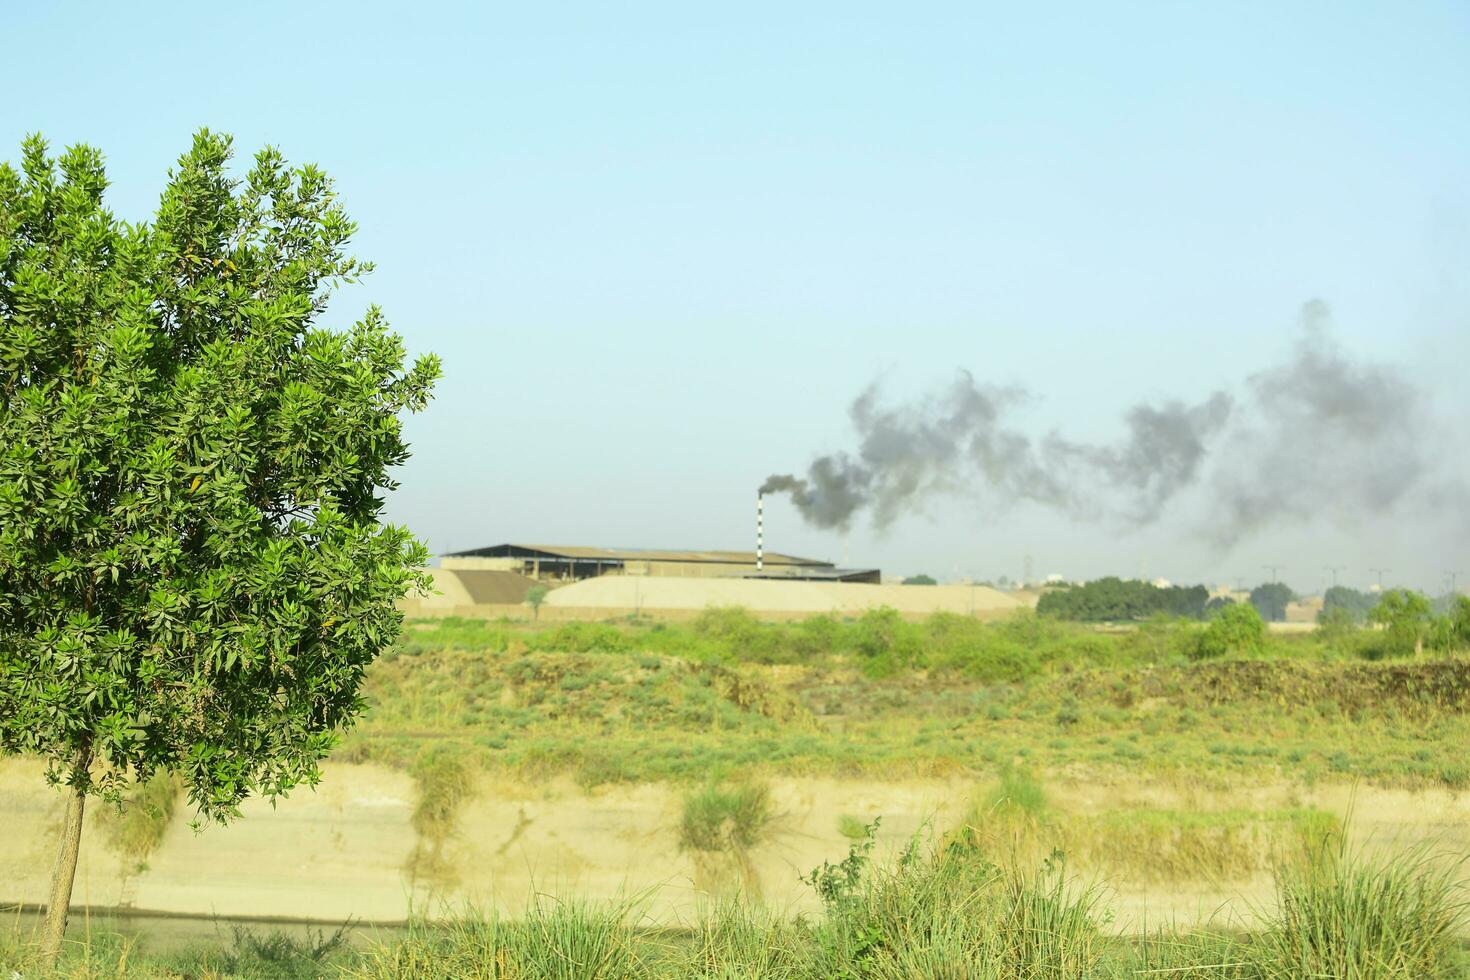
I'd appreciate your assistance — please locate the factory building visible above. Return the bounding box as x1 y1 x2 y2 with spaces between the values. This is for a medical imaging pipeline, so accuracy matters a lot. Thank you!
442 543 881 584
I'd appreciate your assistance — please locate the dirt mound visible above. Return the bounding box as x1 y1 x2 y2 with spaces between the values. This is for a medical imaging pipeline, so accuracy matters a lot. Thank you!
404 569 540 609
454 570 541 605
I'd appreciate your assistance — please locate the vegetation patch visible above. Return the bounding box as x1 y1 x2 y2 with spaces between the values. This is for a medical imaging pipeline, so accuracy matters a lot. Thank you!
679 780 772 853
405 748 477 886
955 770 1342 884
95 771 182 875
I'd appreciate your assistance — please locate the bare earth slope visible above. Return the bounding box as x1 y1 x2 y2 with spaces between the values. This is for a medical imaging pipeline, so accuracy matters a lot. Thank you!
545 577 1024 617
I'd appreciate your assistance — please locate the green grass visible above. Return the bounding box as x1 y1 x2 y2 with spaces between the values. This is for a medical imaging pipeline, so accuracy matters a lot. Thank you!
338 613 1470 793
1258 839 1470 979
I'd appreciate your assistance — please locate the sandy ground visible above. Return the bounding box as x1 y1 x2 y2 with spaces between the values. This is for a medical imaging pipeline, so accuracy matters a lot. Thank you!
544 577 1023 617
4 761 1468 931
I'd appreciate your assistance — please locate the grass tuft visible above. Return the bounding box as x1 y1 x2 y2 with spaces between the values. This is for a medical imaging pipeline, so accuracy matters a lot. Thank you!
679 781 772 853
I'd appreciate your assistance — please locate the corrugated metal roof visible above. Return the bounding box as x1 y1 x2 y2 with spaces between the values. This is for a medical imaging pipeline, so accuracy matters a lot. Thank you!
447 543 832 567
743 567 881 582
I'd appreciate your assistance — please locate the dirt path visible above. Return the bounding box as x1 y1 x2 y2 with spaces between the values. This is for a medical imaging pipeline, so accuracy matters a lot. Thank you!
2 761 1465 931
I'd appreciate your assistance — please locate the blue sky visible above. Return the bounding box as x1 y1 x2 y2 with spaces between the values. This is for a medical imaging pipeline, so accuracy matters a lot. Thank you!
5 2 1468 593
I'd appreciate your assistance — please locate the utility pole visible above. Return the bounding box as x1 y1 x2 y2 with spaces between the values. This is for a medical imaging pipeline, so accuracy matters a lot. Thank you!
1444 571 1459 596
1323 565 1345 590
1369 568 1390 591
1262 564 1283 584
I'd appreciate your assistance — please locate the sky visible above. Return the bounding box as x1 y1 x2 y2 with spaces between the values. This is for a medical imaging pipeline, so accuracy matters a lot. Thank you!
4 2 1468 595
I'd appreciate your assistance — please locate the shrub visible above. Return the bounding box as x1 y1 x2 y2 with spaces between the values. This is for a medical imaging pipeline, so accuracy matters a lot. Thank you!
1316 604 1359 643
690 606 785 663
1190 602 1266 660
851 608 923 677
526 622 634 655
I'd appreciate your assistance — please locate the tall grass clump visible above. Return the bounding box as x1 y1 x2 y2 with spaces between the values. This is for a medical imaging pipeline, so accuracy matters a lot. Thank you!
684 901 811 978
801 823 1106 979
987 765 1048 820
680 780 772 853
350 901 644 980
1257 841 1468 979
406 747 477 884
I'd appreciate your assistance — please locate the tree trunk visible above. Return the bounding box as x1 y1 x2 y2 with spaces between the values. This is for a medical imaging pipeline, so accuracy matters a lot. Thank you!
39 751 90 968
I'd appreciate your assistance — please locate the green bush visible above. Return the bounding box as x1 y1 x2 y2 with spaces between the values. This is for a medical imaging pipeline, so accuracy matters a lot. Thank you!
1190 602 1266 660
690 606 785 663
526 622 634 655
851 608 924 677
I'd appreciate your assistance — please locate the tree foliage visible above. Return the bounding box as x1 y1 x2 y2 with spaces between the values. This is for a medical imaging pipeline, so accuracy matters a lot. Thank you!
1036 577 1208 622
901 574 937 586
0 131 440 818
1249 582 1295 623
1367 589 1436 658
1321 586 1376 624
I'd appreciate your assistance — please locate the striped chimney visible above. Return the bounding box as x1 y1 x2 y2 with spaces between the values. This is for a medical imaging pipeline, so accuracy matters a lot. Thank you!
756 492 764 571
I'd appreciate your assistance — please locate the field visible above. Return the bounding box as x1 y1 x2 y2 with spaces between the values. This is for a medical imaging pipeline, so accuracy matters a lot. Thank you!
5 608 1470 977
344 610 1470 790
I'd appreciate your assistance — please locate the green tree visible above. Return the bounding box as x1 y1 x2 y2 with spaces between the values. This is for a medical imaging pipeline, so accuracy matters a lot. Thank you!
1322 585 1376 624
901 573 937 585
1036 577 1209 622
1367 589 1435 657
525 584 549 620
0 132 439 964
1249 582 1295 623
1450 596 1470 649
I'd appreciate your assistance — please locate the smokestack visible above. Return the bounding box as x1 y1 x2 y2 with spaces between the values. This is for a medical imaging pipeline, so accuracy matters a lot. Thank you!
756 492 764 570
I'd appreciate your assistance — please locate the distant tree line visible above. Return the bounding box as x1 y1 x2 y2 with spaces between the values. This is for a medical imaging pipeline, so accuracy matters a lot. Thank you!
1037 577 1209 621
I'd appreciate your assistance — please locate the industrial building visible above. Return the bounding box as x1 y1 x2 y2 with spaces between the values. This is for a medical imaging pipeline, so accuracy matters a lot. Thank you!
442 543 881 584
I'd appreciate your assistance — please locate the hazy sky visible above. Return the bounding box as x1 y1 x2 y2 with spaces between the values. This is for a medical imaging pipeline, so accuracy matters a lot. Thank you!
5 2 1468 594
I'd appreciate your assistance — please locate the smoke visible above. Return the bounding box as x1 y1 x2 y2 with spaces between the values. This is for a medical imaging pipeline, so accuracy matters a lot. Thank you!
762 302 1445 545
1207 300 1429 546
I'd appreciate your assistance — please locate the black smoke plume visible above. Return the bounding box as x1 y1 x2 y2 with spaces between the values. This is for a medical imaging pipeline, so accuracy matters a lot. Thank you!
761 302 1442 544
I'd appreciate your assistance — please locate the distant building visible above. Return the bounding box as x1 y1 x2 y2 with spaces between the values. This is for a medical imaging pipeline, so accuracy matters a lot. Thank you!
442 543 880 584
